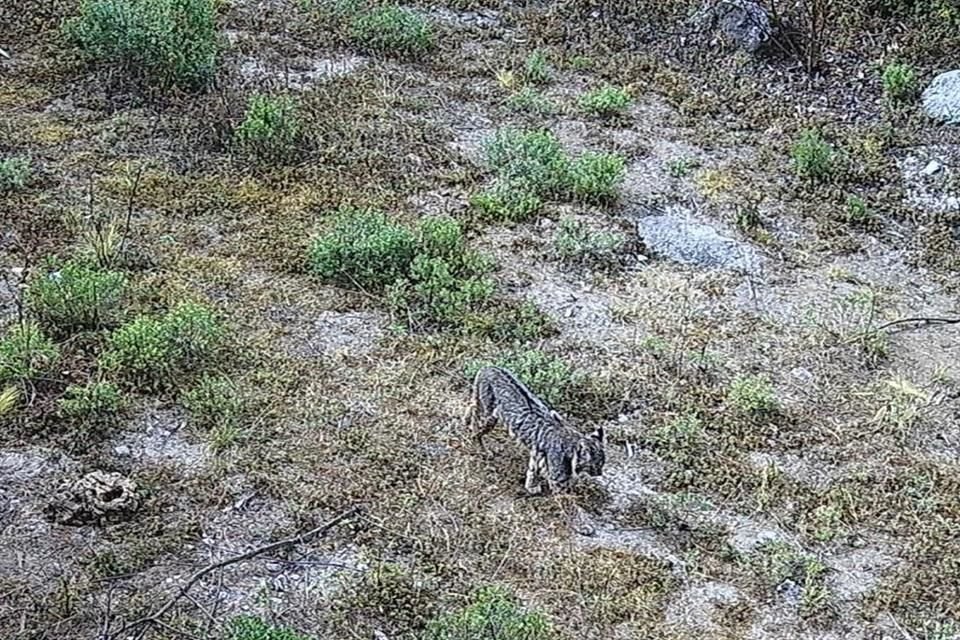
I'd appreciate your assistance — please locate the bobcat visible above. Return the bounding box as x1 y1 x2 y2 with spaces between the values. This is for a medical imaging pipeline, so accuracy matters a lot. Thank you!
464 365 605 494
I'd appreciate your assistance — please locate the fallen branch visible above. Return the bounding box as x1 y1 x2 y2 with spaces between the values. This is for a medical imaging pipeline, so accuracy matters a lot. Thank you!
113 505 361 639
873 316 960 333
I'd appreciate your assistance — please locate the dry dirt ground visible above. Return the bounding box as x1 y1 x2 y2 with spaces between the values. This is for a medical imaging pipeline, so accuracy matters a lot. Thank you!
2 0 960 639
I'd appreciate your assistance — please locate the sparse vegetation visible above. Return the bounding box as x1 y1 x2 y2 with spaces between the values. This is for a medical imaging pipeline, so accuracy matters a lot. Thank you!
59 380 123 421
666 158 698 178
578 85 631 117
466 349 579 409
844 194 872 224
226 615 310 640
506 87 555 114
0 156 32 192
791 129 834 181
522 50 551 84
728 374 777 414
349 5 435 57
881 61 918 103
63 0 220 89
566 152 626 201
26 258 126 333
424 586 552 640
0 323 60 388
234 94 301 162
553 217 626 269
469 179 543 222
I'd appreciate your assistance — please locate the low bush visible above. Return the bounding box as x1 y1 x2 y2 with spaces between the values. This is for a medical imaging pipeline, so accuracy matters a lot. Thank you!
578 85 631 117
27 258 126 333
424 585 553 640
234 94 301 162
349 5 434 57
0 157 32 192
0 323 60 387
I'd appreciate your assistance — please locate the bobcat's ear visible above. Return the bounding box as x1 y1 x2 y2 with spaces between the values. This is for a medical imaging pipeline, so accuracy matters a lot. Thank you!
589 426 605 443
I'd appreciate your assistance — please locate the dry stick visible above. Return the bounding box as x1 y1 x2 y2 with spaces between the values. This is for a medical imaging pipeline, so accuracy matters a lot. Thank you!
113 506 361 640
873 316 960 332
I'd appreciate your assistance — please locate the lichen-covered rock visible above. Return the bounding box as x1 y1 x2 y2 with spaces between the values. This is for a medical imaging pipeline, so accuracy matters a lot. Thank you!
45 470 140 525
922 70 960 124
694 0 773 54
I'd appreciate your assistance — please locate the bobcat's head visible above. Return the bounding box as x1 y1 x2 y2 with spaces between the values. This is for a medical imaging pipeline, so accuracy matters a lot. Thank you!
574 427 605 477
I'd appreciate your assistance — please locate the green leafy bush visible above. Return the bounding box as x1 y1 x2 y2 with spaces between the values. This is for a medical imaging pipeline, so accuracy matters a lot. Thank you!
465 350 579 409
881 62 918 103
506 87 555 114
182 374 242 428
728 374 778 414
0 157 32 192
578 85 632 117
469 179 543 223
27 258 126 332
484 128 570 196
424 586 552 640
59 381 123 420
553 217 626 268
791 129 834 181
0 323 60 387
100 302 223 385
566 152 626 201
235 94 301 161
349 5 434 57
309 207 417 289
226 615 310 640
522 50 552 84
63 0 220 90
844 195 872 224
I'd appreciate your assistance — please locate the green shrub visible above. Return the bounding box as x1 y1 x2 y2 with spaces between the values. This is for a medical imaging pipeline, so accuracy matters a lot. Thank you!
465 300 554 343
566 152 625 201
465 350 578 409
484 128 569 196
63 0 220 90
791 129 834 181
424 585 552 640
844 195 872 224
59 381 123 420
0 157 32 192
235 94 301 161
182 374 242 429
469 179 543 223
578 85 631 117
881 62 918 103
226 615 310 640
309 207 417 289
349 5 434 57
728 374 778 414
523 50 551 84
27 258 126 333
666 158 698 178
506 87 555 114
0 323 60 387
100 302 223 385
553 217 626 268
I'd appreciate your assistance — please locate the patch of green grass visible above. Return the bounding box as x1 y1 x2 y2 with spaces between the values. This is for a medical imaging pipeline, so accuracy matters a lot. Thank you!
881 61 918 103
844 194 872 224
349 5 435 57
424 585 552 640
334 562 436 637
666 158 698 178
728 374 777 414
578 85 632 117
566 152 626 201
465 349 579 409
0 157 32 192
63 0 220 90
469 179 543 223
26 258 126 333
650 412 707 467
750 541 832 618
522 50 551 84
791 129 834 181
226 615 311 640
506 87 555 114
569 55 592 70
0 323 60 388
99 302 224 387
182 374 242 429
58 381 123 421
553 216 626 269
234 94 301 162
484 128 570 196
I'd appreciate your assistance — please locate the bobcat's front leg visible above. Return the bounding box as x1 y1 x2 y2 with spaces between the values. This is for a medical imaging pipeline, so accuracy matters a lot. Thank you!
525 451 544 495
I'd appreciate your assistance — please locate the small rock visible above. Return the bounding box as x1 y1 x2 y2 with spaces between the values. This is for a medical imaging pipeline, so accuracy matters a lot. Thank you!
790 367 814 385
923 70 960 124
113 445 131 457
922 160 943 175
693 0 774 54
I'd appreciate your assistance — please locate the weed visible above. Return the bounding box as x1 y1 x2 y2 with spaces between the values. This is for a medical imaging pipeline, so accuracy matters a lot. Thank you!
63 0 220 90
728 374 777 414
791 129 834 181
26 258 126 333
465 300 554 343
553 217 626 269
182 374 242 429
0 156 32 192
334 562 436 636
751 541 832 617
496 68 518 90
100 302 223 386
469 179 543 223
666 158 698 178
424 585 552 640
523 50 551 84
309 207 417 289
506 87 555 114
734 202 762 233
569 55 592 70
881 61 918 103
234 94 301 162
484 128 569 196
0 323 60 387
566 152 625 201
465 349 579 409
226 615 310 640
844 194 872 224
59 381 123 421
349 5 434 57
578 85 632 117
872 376 929 433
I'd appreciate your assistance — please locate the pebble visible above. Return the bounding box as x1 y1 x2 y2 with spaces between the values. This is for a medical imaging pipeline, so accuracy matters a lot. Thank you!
114 445 131 456
922 160 943 175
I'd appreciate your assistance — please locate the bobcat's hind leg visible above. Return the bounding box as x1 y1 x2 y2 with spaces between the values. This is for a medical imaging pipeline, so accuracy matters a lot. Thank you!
524 451 544 495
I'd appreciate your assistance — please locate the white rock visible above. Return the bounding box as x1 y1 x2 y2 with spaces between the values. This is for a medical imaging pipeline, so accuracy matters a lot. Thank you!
923 70 960 124
922 160 943 175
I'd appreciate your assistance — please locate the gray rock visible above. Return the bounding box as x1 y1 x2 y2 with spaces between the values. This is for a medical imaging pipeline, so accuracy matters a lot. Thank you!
922 160 943 176
923 70 960 124
694 0 774 54
634 208 764 274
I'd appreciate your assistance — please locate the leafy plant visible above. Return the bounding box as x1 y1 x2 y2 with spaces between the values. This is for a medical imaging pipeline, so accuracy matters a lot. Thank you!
182 374 242 429
235 94 301 161
0 386 19 418
728 374 778 414
0 323 60 387
523 50 551 84
349 5 435 57
0 157 32 192
424 586 552 640
553 217 626 269
484 128 569 196
59 381 123 421
226 615 310 640
578 85 631 117
791 129 834 181
566 152 625 201
506 87 555 114
881 61 918 103
666 158 698 178
63 0 220 90
465 350 579 409
844 195 872 224
26 258 126 333
469 179 543 223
